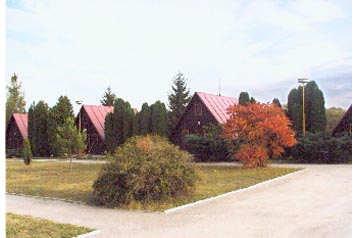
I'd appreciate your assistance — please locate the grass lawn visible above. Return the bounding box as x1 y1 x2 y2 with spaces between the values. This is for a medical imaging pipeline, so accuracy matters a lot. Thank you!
6 213 94 238
6 161 300 211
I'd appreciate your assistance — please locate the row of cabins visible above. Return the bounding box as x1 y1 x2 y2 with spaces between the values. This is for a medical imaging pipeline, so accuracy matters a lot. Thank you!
6 92 353 155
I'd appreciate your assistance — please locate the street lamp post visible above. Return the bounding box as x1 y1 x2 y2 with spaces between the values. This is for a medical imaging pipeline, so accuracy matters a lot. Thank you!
298 78 309 137
76 100 83 132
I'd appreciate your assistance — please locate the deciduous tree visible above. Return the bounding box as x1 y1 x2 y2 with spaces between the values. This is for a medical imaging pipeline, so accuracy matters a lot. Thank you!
56 117 87 171
223 102 297 168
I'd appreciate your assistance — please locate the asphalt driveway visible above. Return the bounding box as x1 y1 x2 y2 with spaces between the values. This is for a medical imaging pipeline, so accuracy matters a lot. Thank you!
6 164 352 238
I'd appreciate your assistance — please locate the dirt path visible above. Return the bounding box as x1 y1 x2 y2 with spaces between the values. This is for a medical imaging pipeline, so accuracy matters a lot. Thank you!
6 164 351 238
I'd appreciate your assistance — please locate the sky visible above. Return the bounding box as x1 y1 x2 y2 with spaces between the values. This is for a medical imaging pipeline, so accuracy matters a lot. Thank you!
5 0 352 114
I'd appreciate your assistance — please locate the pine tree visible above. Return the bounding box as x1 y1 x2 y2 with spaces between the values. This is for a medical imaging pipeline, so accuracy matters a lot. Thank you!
56 117 87 171
6 73 26 124
150 101 168 136
239 92 250 106
100 86 116 106
48 96 74 156
28 100 51 157
168 72 191 133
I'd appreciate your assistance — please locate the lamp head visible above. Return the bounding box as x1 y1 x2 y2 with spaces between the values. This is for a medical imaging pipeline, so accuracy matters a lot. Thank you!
298 78 309 84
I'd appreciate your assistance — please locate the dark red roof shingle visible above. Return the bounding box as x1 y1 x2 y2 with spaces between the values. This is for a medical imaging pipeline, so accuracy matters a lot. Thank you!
196 92 238 124
81 105 114 140
12 113 28 138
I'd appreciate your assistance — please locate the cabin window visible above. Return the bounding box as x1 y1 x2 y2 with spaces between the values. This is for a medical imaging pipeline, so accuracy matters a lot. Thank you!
194 103 202 116
82 116 88 126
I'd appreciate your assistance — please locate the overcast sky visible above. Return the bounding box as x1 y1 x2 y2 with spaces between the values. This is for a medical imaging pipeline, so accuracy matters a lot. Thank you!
6 0 352 113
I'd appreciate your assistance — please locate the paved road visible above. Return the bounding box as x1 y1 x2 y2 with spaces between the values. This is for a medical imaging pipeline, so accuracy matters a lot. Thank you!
6 164 351 238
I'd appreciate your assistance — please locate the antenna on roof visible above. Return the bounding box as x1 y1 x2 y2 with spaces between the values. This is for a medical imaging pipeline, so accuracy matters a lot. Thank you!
219 79 221 96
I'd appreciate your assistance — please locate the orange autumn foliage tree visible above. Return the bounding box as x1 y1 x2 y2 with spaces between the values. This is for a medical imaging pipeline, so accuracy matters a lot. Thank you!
222 102 297 168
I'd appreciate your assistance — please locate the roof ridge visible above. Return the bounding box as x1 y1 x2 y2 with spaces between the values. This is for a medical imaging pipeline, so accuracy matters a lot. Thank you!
196 91 237 100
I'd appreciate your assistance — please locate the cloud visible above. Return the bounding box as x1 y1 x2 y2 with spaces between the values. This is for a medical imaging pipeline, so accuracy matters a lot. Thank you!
6 0 351 111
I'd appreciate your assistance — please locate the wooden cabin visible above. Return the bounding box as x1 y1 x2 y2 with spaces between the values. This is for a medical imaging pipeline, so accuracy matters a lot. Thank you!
6 113 28 155
169 92 238 147
332 105 352 136
76 105 138 154
76 105 113 154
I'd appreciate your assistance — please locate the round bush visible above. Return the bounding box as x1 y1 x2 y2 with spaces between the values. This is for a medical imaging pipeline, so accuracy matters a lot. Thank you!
93 135 196 207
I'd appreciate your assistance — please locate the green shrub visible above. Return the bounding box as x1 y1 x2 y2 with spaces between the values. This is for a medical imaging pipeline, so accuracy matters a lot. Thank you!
289 132 351 163
22 138 32 165
93 135 196 207
6 148 22 158
184 125 239 162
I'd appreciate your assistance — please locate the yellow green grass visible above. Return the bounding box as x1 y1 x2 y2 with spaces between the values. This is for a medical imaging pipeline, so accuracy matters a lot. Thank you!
6 161 299 211
6 213 94 238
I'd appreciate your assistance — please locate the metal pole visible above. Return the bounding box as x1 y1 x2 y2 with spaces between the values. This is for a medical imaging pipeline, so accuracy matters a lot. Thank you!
302 85 305 137
79 110 81 132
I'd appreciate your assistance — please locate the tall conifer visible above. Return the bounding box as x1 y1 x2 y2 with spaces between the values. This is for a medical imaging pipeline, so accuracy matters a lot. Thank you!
168 72 191 134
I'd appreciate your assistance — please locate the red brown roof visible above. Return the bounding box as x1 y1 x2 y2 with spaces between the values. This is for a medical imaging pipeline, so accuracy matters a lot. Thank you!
196 92 238 124
81 105 114 140
12 113 28 138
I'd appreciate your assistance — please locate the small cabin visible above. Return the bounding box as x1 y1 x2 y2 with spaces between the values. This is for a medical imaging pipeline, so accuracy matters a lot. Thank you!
76 105 138 154
169 92 238 147
332 105 352 136
6 113 28 156
76 105 114 154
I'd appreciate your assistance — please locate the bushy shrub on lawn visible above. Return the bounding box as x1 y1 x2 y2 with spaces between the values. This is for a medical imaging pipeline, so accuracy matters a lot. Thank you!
93 135 196 207
289 132 351 163
184 125 239 162
6 148 22 158
22 138 32 165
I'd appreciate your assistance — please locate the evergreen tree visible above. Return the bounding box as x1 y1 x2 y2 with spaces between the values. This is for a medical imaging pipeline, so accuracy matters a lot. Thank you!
238 92 250 106
305 81 326 133
138 103 151 135
150 101 168 136
287 88 302 133
287 81 326 134
48 96 74 156
100 86 116 106
104 98 134 153
104 112 116 153
272 98 282 108
28 100 51 157
56 117 87 171
250 97 256 103
168 72 191 133
6 73 26 124
22 138 32 165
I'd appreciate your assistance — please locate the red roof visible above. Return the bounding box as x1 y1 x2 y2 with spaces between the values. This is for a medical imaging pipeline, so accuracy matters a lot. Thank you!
196 92 238 124
82 105 114 140
12 113 28 138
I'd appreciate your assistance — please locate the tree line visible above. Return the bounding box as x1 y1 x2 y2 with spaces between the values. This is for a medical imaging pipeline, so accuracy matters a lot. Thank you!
6 72 192 157
6 71 348 160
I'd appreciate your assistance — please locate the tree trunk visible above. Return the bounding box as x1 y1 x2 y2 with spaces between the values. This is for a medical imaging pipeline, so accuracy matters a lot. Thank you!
69 150 72 172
